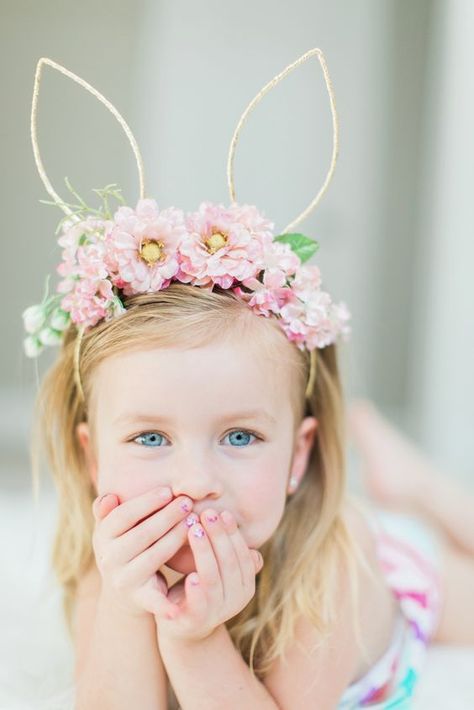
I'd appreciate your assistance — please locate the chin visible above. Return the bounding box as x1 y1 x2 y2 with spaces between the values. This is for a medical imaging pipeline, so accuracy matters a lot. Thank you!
165 542 197 574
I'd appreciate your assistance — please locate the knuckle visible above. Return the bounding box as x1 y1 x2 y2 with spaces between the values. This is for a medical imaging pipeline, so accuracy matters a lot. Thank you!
134 524 152 547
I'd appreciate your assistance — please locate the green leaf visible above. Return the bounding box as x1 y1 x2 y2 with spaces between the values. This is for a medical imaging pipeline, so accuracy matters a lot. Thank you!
273 233 319 263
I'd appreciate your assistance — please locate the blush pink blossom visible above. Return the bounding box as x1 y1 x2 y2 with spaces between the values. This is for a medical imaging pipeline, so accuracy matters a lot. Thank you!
176 202 273 289
104 200 187 295
60 278 118 327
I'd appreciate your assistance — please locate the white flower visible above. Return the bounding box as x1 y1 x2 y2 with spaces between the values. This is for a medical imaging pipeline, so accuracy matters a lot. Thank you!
24 335 44 358
22 304 46 334
50 309 70 331
38 328 63 346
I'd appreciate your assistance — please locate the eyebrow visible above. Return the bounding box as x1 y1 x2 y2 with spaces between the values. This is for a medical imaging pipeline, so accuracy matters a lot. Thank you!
113 409 277 427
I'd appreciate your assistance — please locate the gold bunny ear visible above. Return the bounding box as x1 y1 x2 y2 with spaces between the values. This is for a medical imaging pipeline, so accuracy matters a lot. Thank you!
226 48 339 234
30 57 146 219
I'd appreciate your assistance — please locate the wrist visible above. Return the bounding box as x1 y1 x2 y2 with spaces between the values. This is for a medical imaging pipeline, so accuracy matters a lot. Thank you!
99 585 152 621
157 622 223 651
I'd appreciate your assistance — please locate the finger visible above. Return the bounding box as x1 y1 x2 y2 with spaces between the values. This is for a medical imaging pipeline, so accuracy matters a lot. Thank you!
201 510 242 597
100 494 119 518
220 511 262 588
92 493 119 521
119 496 194 561
182 572 207 619
98 486 174 538
138 582 178 619
187 520 223 605
120 514 198 587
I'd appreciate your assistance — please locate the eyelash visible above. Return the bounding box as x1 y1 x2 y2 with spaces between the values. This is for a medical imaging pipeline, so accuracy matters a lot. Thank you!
129 428 263 448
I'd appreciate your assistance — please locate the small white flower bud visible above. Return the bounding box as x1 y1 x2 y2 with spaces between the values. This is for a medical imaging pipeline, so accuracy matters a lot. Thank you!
24 335 44 358
38 328 63 346
50 309 70 331
22 304 46 334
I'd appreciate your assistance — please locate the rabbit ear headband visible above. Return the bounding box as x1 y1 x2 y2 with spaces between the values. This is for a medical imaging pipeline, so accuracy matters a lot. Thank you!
23 48 350 403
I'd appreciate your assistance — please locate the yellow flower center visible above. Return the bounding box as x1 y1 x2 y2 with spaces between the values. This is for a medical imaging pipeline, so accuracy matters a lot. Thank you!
139 239 165 266
204 231 227 254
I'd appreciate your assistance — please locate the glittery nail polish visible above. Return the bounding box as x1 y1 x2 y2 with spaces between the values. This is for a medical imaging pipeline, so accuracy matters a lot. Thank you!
180 498 192 513
192 523 206 538
185 513 199 527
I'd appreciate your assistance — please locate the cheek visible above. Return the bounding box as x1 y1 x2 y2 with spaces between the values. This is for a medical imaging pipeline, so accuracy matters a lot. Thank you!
237 463 288 542
96 440 164 500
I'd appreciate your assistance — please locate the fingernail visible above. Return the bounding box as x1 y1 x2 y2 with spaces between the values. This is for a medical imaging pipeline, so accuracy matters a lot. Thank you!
158 487 172 500
192 524 206 539
180 498 193 513
98 493 111 504
185 513 199 527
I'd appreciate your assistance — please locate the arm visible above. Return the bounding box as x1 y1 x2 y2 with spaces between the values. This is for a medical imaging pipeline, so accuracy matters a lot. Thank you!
75 585 169 710
158 623 278 710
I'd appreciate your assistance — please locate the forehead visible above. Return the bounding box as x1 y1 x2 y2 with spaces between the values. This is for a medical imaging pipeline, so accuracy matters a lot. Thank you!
92 339 290 419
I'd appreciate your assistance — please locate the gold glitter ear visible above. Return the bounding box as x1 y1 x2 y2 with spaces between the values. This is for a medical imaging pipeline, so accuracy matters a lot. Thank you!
30 57 147 218
305 349 317 400
226 47 339 234
73 324 86 407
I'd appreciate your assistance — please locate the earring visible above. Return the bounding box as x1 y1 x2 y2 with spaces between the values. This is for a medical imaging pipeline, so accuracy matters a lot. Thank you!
288 475 298 493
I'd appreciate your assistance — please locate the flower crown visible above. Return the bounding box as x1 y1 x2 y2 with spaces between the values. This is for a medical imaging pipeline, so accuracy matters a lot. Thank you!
23 49 351 399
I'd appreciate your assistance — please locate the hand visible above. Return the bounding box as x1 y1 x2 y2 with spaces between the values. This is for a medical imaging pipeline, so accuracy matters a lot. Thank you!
154 508 264 643
91 486 197 618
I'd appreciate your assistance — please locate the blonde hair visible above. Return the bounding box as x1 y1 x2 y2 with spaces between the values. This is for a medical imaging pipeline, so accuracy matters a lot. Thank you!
30 282 374 681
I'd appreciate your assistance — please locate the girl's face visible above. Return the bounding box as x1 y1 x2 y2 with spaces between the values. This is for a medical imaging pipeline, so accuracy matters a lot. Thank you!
77 339 317 575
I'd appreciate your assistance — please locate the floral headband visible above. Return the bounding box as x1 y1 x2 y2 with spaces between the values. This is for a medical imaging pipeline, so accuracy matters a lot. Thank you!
23 49 350 402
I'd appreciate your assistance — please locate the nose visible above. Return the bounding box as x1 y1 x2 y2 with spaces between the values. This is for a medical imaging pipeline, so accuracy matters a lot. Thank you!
170 460 224 503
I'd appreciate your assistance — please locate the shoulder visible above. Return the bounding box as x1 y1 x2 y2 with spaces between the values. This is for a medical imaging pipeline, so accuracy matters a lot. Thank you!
262 497 398 709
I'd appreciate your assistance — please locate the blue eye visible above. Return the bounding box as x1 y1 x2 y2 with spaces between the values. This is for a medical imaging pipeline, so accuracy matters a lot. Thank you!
133 432 168 447
223 430 257 447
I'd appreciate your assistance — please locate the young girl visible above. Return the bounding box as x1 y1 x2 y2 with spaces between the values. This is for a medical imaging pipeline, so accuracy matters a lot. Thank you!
24 52 474 709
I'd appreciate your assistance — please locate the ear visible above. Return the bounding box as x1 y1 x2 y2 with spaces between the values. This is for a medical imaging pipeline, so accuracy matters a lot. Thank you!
76 422 98 490
288 417 318 492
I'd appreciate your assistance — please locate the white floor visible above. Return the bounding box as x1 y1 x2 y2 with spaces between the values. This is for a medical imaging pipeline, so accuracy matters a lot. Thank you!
1 473 474 710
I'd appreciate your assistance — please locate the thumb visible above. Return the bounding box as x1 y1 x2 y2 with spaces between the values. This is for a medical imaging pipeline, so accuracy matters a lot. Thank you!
155 570 169 596
93 493 119 520
252 549 264 571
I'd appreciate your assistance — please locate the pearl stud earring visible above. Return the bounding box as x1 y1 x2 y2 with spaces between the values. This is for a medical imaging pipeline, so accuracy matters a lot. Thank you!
288 475 298 493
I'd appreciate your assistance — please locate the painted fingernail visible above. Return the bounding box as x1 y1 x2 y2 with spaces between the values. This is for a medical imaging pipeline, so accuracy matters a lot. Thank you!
205 512 219 523
180 498 193 513
192 523 206 538
185 513 199 527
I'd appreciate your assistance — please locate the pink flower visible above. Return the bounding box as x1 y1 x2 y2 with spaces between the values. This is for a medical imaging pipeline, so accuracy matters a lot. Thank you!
104 199 187 295
258 242 304 285
291 263 322 296
57 216 110 265
176 202 274 289
279 288 351 350
60 278 117 327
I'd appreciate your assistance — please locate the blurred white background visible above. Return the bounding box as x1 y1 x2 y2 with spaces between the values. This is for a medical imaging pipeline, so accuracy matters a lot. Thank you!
1 0 473 708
